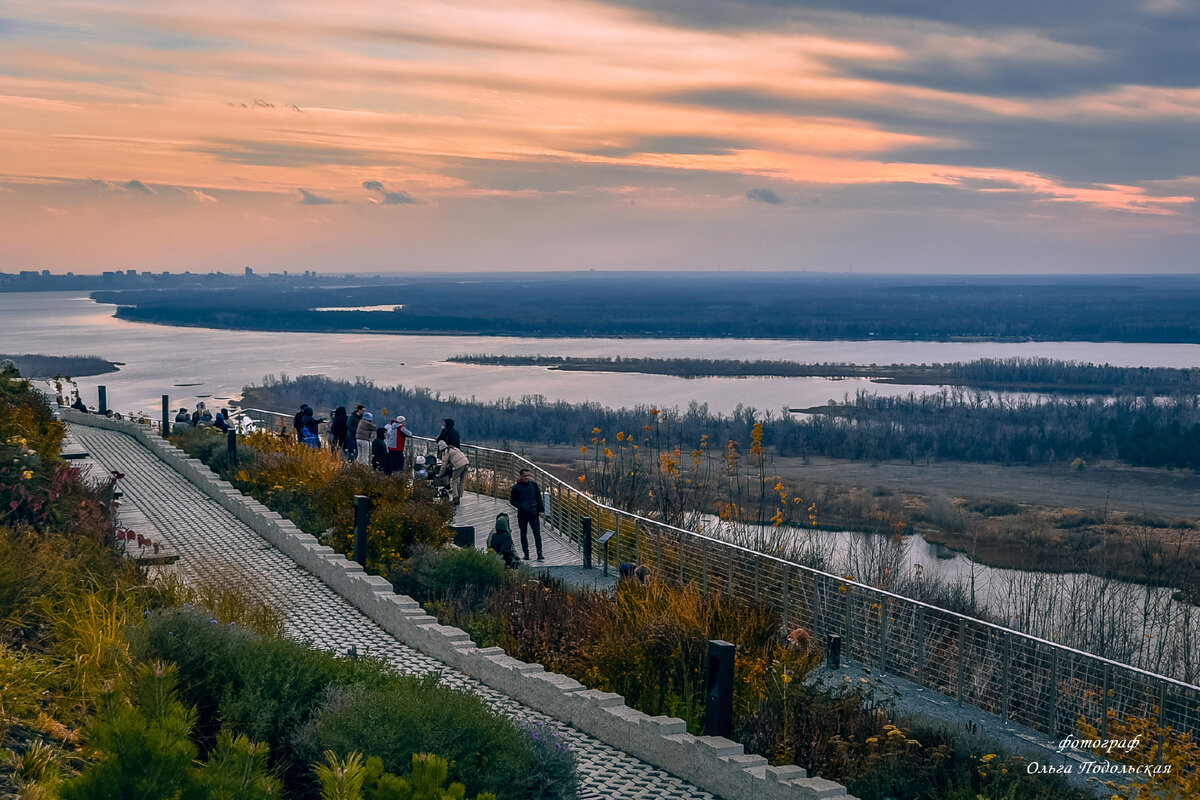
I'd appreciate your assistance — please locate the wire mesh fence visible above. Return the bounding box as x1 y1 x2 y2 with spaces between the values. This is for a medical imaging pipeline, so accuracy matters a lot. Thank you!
394 435 1200 741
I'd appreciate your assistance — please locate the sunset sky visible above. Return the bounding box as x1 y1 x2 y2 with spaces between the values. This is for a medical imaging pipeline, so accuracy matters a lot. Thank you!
2 0 1198 273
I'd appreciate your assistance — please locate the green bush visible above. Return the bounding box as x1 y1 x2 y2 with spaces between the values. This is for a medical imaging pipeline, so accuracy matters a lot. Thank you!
391 546 507 606
59 661 278 800
294 678 577 800
134 607 576 799
134 608 391 767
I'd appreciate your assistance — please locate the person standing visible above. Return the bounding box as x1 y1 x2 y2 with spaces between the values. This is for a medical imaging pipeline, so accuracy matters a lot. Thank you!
346 404 365 459
436 439 469 505
509 468 546 561
436 418 460 449
293 404 310 441
385 416 415 475
329 406 349 456
371 427 389 472
355 412 377 464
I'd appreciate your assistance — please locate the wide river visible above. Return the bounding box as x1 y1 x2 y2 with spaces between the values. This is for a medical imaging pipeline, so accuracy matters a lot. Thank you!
5 291 1200 418
4 290 1197 677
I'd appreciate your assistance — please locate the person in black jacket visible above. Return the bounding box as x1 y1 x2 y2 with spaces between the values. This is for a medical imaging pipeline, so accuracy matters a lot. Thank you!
346 404 365 459
371 427 389 472
509 468 545 561
293 404 310 441
436 418 461 449
329 406 349 455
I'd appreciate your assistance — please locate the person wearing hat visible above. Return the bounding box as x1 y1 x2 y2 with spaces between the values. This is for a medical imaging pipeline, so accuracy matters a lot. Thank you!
355 411 377 464
413 454 429 480
385 415 415 475
436 438 469 505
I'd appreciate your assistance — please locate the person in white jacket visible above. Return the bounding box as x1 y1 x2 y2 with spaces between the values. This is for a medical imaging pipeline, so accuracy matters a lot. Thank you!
436 439 469 505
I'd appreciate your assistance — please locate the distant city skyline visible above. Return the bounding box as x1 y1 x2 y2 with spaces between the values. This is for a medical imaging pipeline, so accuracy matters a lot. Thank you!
1 0 1198 274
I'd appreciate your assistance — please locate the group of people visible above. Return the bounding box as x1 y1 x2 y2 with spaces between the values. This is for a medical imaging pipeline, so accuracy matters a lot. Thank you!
173 401 232 433
291 404 472 504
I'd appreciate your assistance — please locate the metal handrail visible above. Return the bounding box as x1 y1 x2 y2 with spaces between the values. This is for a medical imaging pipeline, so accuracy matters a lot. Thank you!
406 433 1199 741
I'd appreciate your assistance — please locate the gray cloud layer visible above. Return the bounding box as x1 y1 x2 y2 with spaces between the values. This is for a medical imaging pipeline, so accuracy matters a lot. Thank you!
362 180 416 205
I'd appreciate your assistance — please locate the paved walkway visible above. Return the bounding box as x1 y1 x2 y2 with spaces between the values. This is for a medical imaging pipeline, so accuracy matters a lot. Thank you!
70 424 714 800
451 492 619 591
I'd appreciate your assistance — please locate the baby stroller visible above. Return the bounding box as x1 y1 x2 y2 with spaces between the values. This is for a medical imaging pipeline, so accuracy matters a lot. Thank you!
429 472 452 501
420 452 452 500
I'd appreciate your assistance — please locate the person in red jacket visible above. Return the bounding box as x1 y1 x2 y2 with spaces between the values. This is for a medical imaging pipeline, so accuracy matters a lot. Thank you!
385 415 415 475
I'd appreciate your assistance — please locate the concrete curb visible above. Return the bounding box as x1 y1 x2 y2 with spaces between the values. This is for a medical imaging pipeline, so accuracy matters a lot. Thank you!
63 410 857 800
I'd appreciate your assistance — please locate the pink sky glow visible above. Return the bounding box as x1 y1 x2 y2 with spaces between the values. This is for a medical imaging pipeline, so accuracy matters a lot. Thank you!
1 0 1197 273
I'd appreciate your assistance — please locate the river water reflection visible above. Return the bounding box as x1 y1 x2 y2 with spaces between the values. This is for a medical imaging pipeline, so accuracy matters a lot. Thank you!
6 292 1200 419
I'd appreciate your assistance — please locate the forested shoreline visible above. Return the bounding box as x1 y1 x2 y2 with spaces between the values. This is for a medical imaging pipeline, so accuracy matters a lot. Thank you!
0 353 119 378
93 272 1200 342
241 375 1200 470
448 354 1200 394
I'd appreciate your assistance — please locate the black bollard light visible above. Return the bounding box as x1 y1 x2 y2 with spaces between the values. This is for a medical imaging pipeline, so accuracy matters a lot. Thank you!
98 385 107 415
353 494 371 568
227 430 237 464
161 395 170 437
705 639 736 738
582 517 592 570
826 634 842 669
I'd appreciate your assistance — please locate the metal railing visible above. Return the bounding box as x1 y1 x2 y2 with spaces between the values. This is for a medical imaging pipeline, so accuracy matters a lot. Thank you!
406 435 1199 744
145 395 1200 744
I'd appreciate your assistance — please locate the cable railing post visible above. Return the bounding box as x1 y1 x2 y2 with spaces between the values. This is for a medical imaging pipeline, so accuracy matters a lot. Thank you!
656 526 663 579
1101 663 1112 741
1001 632 1012 721
1048 647 1059 736
582 517 592 569
678 530 685 584
781 567 790 629
956 617 967 704
700 537 708 594
1158 682 1168 765
916 606 926 687
878 595 889 671
614 511 622 566
842 586 853 660
811 574 822 638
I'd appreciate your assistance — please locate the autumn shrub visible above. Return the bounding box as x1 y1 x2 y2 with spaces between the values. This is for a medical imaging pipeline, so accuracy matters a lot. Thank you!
171 428 454 573
0 368 64 464
1079 710 1199 800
